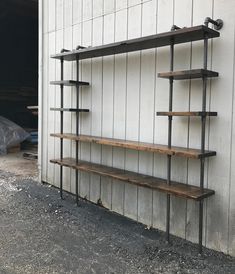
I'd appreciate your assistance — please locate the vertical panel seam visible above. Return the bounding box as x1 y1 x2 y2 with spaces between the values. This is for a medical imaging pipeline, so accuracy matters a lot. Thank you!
136 0 143 223
151 0 158 228
111 0 117 211
205 0 214 247
227 21 235 255
89 0 94 201
45 0 50 181
70 0 74 193
123 0 130 216
100 0 104 199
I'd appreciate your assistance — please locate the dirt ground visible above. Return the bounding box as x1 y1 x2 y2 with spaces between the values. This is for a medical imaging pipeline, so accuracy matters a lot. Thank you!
0 153 235 274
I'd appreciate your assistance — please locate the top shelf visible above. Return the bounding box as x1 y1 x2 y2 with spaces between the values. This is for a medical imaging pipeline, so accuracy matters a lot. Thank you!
51 25 220 61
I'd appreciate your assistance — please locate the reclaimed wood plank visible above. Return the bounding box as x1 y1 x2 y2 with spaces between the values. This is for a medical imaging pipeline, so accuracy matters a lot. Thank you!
50 133 216 159
50 158 215 201
50 108 89 112
158 69 218 80
156 111 217 117
50 80 89 86
51 25 220 61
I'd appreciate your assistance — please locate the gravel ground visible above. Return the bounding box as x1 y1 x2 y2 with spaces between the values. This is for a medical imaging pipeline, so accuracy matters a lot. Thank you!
0 170 234 274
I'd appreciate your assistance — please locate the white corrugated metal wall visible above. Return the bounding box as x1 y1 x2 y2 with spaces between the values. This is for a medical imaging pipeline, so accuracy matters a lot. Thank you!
39 0 235 256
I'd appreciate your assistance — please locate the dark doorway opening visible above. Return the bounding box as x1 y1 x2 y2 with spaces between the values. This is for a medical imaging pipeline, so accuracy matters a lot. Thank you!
0 0 38 128
0 0 38 158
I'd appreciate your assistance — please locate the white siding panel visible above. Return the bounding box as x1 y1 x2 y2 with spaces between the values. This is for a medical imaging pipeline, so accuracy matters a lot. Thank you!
56 0 64 31
63 26 73 192
79 20 92 199
100 13 115 209
116 0 127 11
83 0 92 21
186 0 213 245
43 0 48 33
153 0 174 233
93 0 103 18
170 0 193 240
54 29 64 188
64 0 72 28
124 5 141 221
90 17 103 203
137 0 157 227
205 0 235 253
42 33 49 182
104 0 115 14
111 9 128 214
48 0 56 32
47 32 56 185
73 0 83 25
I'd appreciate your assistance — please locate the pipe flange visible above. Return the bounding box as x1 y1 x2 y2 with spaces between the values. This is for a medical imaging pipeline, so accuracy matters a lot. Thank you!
214 19 223 30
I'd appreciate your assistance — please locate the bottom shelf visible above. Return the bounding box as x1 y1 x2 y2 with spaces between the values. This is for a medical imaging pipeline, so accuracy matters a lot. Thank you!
50 158 215 201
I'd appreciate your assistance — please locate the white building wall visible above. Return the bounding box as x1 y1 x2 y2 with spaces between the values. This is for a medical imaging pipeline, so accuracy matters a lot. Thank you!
39 0 235 256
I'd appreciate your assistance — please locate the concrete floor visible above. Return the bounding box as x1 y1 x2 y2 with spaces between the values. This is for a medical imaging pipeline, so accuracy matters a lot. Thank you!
0 153 235 274
0 151 38 177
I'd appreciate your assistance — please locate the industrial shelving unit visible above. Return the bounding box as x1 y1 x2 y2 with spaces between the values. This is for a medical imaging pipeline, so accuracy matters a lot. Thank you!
50 18 223 253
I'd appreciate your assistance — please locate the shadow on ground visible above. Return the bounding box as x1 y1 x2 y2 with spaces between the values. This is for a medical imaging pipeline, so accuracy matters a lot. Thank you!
0 170 234 274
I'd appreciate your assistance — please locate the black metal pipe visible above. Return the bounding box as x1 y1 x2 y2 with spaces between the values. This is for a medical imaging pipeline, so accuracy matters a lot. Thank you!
198 34 208 254
171 25 181 31
60 58 64 199
61 48 70 53
75 58 80 206
204 17 223 30
76 45 86 50
166 42 174 242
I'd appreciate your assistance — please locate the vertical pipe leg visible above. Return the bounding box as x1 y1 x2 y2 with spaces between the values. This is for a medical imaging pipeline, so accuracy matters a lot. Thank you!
76 169 79 206
199 200 203 254
60 166 63 199
198 34 208 254
60 58 64 199
166 41 174 242
76 59 80 206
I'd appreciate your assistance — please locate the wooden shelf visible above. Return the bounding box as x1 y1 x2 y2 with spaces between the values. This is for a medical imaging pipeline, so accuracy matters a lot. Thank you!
50 158 215 201
158 69 219 80
50 133 216 159
51 25 219 61
157 111 217 117
50 108 89 112
50 80 89 86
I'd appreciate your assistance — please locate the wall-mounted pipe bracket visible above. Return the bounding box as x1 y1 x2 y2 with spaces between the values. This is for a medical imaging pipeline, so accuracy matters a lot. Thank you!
60 48 70 53
171 25 181 31
76 45 86 50
204 17 223 30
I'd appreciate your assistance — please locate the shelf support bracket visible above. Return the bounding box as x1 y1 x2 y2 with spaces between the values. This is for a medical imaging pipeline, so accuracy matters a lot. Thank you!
171 25 181 31
204 17 223 30
76 45 87 50
61 48 70 53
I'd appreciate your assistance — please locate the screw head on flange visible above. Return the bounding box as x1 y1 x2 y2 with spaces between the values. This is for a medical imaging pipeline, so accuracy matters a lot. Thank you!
215 19 223 30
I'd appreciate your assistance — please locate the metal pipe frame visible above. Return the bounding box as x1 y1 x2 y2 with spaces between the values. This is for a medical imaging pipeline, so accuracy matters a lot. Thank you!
76 58 80 206
60 58 64 199
166 41 174 243
198 34 208 255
